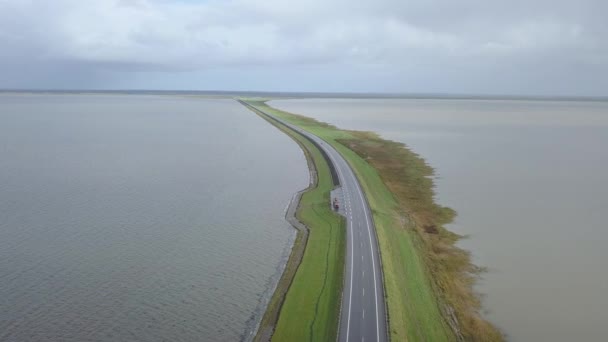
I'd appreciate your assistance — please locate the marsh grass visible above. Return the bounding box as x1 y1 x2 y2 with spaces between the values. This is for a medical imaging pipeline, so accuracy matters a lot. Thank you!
249 99 503 341
340 132 503 341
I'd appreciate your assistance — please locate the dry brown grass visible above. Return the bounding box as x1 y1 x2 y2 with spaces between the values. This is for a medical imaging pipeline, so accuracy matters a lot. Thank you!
338 131 504 341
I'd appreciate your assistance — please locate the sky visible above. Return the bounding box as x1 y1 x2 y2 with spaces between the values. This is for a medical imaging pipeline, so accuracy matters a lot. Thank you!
0 0 607 96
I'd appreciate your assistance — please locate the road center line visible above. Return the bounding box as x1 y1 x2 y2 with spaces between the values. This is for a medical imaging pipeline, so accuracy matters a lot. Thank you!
272 119 381 342
354 173 381 342
346 219 354 342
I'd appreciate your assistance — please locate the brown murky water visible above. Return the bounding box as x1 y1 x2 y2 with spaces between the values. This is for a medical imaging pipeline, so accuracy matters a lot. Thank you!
271 98 608 341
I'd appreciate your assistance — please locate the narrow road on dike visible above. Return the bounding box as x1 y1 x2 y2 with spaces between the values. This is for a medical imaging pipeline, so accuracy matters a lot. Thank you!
241 101 388 342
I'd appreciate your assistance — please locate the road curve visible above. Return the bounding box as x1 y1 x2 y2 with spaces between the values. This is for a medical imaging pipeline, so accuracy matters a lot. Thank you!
241 100 387 342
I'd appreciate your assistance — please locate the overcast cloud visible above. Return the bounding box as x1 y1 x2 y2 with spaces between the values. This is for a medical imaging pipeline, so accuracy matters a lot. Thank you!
0 0 606 95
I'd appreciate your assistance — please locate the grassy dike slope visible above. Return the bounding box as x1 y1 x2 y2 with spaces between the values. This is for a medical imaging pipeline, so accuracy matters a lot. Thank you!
242 100 345 342
248 100 503 342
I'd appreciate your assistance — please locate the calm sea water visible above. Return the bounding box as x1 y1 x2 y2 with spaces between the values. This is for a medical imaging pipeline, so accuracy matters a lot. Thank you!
0 95 308 342
271 98 608 341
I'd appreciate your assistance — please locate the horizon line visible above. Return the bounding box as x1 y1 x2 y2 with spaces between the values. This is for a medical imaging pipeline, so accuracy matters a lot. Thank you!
1 89 607 101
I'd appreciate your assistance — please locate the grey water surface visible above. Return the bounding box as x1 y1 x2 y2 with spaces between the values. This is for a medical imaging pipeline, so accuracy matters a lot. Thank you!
0 95 308 342
271 98 608 341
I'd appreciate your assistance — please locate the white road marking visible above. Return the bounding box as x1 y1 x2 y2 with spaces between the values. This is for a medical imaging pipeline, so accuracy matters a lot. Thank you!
274 120 381 342
363 287 365 297
346 219 354 342
354 174 381 342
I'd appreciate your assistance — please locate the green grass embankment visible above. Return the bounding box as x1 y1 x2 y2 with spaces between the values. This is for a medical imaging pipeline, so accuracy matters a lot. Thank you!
248 100 503 342
242 100 345 342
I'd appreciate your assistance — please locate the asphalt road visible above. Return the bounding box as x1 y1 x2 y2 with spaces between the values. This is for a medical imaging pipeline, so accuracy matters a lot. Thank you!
243 101 387 342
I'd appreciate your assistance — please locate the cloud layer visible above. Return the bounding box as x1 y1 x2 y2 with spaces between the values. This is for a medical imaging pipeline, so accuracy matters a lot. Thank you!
1 0 606 94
